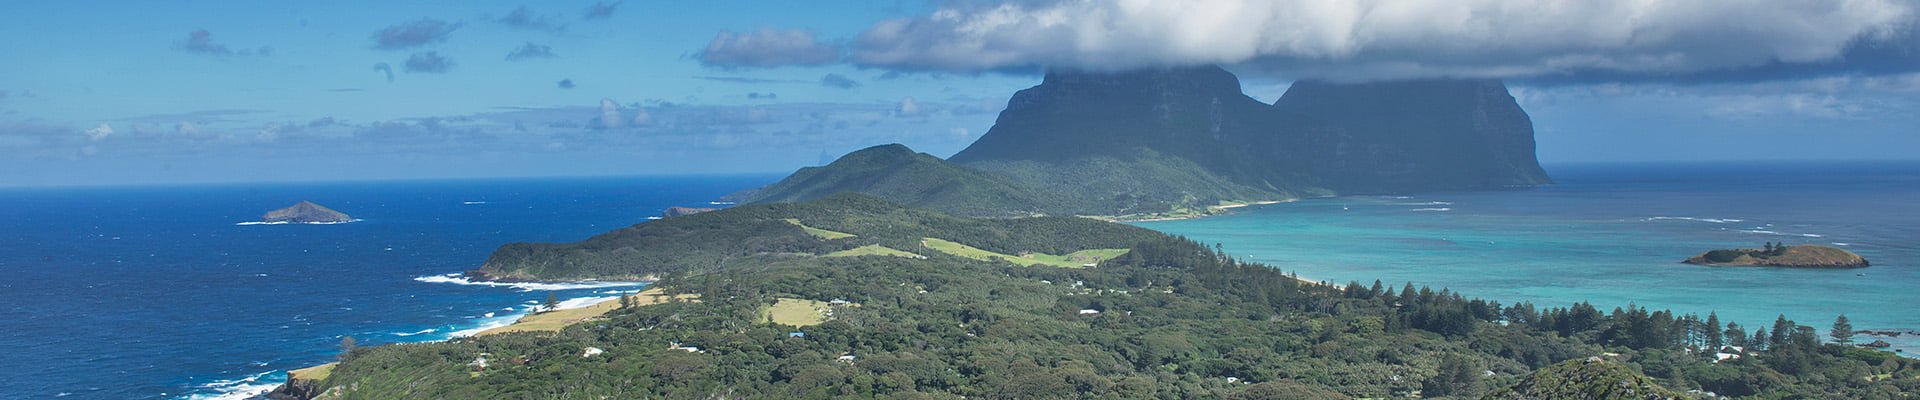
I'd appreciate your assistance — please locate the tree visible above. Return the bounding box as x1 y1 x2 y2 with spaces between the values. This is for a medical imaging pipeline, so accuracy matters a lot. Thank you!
544 293 559 312
1763 242 1775 253
1830 315 1855 345
338 336 357 361
1725 322 1747 349
1704 312 1725 352
1422 355 1478 397
619 294 633 309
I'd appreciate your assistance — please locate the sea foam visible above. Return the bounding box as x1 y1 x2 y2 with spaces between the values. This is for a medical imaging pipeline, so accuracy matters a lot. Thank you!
185 371 281 400
1645 216 1744 224
1408 208 1452 212
411 273 648 292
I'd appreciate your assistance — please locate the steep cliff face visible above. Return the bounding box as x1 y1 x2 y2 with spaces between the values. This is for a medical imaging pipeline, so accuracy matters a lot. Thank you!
949 66 1306 213
948 66 1551 211
744 66 1552 217
1269 79 1553 193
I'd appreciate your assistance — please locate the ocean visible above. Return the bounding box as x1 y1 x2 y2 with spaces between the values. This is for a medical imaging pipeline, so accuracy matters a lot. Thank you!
0 175 773 399
1139 161 1920 355
1 162 1915 399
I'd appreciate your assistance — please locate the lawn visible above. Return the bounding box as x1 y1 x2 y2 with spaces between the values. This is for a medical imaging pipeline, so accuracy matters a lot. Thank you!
921 237 1127 268
477 287 697 336
784 218 856 240
761 298 836 326
289 362 336 381
823 244 925 259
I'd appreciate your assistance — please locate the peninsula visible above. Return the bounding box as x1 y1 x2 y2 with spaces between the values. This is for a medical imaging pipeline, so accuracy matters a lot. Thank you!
1684 243 1869 268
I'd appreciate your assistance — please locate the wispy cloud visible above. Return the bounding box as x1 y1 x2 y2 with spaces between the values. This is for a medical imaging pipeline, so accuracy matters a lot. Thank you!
505 42 558 61
697 28 841 68
583 2 621 20
179 30 270 56
404 52 454 74
372 19 460 50
820 73 859 89
496 6 566 33
373 63 396 82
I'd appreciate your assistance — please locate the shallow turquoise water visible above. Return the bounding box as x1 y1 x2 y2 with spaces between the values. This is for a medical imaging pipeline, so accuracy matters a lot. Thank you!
1138 162 1920 354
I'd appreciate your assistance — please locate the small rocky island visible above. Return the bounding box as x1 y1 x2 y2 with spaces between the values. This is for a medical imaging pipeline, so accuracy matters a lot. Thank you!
262 201 354 224
1684 242 1868 268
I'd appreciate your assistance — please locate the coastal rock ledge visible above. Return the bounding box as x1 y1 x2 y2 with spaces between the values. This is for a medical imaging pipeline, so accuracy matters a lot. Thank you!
263 201 353 224
1683 245 1869 268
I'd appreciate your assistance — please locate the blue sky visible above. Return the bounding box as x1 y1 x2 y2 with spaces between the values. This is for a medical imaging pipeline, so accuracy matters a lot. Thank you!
2 1 1917 186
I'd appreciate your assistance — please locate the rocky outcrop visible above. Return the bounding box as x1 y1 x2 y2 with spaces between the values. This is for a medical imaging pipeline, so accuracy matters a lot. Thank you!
263 201 353 224
661 206 717 218
1684 245 1869 268
1268 79 1553 193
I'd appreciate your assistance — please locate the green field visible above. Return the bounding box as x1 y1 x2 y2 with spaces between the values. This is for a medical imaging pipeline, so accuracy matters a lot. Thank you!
289 362 336 381
920 237 1126 268
823 244 924 259
761 298 834 326
784 218 856 240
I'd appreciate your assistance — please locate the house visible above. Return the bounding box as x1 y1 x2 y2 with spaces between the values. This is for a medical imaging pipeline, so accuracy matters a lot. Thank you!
1078 309 1101 315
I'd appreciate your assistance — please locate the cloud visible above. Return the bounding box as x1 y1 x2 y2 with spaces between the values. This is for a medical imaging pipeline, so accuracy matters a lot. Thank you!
372 19 460 50
596 98 625 129
557 78 576 89
180 29 270 56
695 76 810 84
748 92 778 99
697 28 841 68
847 0 1920 82
896 97 920 117
84 123 113 141
497 6 565 33
373 63 396 82
404 52 454 73
584 2 621 20
506 42 558 61
820 73 860 89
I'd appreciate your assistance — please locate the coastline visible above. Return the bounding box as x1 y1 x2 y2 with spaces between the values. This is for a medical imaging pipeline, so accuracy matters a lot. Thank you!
1094 199 1298 223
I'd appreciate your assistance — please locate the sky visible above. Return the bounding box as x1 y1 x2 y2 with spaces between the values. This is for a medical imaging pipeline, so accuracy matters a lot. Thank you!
1 0 1917 187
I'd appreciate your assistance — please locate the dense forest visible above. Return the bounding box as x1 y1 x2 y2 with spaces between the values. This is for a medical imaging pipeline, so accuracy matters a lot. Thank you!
308 195 1917 399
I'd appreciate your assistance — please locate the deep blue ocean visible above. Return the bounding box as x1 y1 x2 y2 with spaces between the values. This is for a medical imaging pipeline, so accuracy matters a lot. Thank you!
0 175 774 399
1 162 1916 399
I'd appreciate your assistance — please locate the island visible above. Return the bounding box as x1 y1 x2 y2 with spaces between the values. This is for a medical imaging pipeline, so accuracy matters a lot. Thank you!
660 206 717 218
1684 242 1869 268
261 201 354 224
272 194 1916 399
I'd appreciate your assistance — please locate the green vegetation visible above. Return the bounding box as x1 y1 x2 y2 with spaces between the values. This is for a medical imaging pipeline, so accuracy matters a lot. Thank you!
732 144 1058 218
1685 244 1869 268
476 288 694 336
784 218 856 240
822 244 923 259
475 193 1164 280
921 237 1125 268
312 197 1919 399
1483 358 1688 400
761 298 838 327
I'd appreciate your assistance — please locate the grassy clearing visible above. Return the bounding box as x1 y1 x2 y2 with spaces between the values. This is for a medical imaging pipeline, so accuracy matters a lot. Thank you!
823 244 925 259
920 237 1128 268
477 287 698 336
761 298 837 326
784 218 856 240
289 362 336 381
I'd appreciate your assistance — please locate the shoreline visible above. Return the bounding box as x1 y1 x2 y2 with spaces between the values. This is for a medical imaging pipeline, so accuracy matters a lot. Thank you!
1096 199 1299 223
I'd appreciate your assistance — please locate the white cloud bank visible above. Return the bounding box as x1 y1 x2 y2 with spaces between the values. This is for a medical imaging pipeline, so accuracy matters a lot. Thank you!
850 0 1918 81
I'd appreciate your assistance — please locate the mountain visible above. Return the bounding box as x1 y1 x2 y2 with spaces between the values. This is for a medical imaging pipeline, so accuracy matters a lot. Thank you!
950 66 1308 215
730 144 1057 217
261 201 353 224
1268 79 1553 193
740 66 1552 218
1484 358 1690 400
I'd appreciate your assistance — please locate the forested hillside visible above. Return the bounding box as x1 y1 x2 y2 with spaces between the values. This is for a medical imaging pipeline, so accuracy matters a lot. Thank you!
302 197 1918 399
